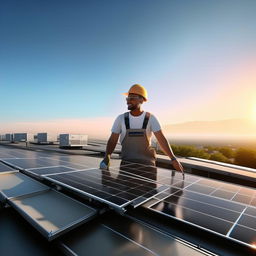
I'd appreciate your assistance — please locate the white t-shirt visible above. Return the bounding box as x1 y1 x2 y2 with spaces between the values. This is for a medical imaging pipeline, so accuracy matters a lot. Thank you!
111 111 161 144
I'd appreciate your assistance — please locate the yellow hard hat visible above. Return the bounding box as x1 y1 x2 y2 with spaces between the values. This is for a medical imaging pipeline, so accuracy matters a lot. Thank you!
122 84 148 101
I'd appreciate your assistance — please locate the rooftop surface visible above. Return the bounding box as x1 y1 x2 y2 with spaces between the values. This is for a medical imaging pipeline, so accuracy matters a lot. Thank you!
0 143 255 256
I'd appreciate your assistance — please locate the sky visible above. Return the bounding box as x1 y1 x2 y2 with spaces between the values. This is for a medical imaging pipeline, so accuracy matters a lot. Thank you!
1 0 256 137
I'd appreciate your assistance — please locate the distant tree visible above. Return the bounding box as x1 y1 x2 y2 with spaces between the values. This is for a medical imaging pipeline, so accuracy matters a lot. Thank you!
234 148 256 168
218 146 235 158
204 145 219 153
169 144 210 159
209 152 231 163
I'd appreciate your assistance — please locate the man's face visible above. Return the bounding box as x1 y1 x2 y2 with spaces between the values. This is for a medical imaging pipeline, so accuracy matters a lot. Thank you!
126 93 144 110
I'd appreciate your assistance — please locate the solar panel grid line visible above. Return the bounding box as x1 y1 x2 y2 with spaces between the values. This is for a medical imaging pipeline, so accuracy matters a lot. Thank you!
207 183 225 196
98 169 165 189
236 223 256 233
237 214 256 230
56 172 124 193
176 185 252 209
42 167 96 177
45 169 168 209
149 205 234 238
70 169 164 197
147 205 256 250
1 158 86 171
173 179 255 207
109 166 152 180
41 157 90 169
26 165 68 171
101 224 159 256
150 199 238 225
172 189 246 212
143 177 205 208
45 175 131 209
249 195 256 206
147 188 256 249
131 186 170 208
110 167 181 185
131 165 256 199
145 190 187 209
2 155 255 208
159 193 246 215
166 195 241 222
111 166 192 188
183 179 253 198
46 171 136 204
226 207 248 237
229 186 242 201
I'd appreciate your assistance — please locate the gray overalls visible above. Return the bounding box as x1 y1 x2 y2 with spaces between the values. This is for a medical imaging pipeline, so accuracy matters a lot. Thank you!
120 112 156 166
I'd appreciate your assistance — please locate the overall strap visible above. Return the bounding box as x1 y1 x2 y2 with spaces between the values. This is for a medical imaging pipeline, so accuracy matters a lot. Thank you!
142 112 151 129
124 112 130 129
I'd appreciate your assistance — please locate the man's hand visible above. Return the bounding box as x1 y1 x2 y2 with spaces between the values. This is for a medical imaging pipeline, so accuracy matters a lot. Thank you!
99 133 119 170
171 159 185 178
100 155 110 170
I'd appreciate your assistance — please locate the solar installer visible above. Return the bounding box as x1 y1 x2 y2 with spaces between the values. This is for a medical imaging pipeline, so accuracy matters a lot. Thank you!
100 84 184 176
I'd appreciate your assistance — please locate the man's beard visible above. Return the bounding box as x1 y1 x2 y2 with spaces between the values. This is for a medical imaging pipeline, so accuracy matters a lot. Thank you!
128 104 137 111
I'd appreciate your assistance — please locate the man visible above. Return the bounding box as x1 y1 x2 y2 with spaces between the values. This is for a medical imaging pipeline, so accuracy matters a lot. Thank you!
100 84 184 175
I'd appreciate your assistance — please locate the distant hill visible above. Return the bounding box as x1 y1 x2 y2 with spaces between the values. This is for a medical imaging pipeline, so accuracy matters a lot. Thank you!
162 118 256 135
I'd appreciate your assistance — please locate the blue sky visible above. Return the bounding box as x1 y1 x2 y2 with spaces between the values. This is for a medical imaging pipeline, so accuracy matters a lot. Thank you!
1 0 256 125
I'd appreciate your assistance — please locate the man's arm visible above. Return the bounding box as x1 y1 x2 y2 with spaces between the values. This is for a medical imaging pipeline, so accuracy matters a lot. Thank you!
154 130 184 174
103 132 120 162
153 130 175 158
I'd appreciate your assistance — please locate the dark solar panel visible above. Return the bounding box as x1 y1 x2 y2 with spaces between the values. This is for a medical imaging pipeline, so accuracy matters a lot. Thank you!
114 163 256 248
2 158 88 170
229 224 256 247
26 166 78 176
45 168 168 209
113 163 256 207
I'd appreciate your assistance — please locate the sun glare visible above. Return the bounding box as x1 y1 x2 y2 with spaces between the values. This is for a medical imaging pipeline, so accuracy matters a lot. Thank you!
253 103 256 122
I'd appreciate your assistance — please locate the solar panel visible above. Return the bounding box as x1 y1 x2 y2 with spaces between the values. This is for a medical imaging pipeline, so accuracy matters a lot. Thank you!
43 155 123 168
26 166 79 176
8 189 97 241
0 162 18 174
1 157 88 170
0 172 49 201
114 163 256 208
45 168 169 209
139 172 256 249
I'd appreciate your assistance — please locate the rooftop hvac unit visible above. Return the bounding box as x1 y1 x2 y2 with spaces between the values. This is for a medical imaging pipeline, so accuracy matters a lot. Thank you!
5 133 14 142
13 133 34 142
59 134 88 148
37 133 58 144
